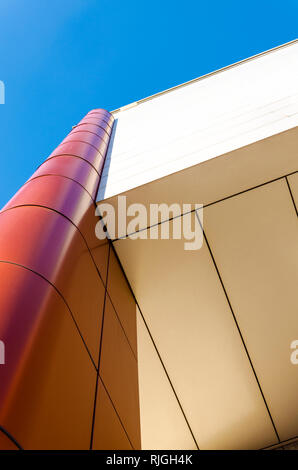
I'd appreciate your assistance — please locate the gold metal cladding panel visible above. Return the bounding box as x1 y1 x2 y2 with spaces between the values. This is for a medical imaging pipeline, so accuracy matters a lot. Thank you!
69 201 110 284
203 179 298 441
113 218 277 450
136 308 197 450
92 380 133 450
99 296 141 449
287 172 298 211
107 249 138 357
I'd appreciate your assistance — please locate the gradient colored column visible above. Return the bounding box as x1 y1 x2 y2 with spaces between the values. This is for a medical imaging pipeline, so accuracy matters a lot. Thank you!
0 109 141 450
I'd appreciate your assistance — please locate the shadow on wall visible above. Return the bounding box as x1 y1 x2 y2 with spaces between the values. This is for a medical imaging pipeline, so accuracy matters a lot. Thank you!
97 118 118 201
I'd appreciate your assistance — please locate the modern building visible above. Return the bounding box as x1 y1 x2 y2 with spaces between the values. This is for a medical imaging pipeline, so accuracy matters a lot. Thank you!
0 40 297 450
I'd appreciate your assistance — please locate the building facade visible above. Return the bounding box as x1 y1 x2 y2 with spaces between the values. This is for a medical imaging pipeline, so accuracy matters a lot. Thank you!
0 40 297 450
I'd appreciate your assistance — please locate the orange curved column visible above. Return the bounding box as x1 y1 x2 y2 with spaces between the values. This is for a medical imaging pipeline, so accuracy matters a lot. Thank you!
0 110 125 449
0 108 141 450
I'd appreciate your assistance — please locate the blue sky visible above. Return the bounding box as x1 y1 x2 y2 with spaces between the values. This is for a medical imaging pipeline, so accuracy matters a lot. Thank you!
0 0 297 208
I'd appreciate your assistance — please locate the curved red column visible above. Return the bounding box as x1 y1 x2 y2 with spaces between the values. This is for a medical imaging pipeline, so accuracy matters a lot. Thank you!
5 108 113 207
0 110 114 449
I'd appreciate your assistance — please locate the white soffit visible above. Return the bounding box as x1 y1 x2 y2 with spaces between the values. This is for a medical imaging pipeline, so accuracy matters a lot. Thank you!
98 40 298 201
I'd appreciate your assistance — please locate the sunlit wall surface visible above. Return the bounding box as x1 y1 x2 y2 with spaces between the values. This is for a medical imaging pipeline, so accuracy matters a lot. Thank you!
101 41 298 450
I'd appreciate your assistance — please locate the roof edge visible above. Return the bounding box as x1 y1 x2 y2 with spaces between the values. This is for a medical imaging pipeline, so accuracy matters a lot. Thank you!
111 39 298 114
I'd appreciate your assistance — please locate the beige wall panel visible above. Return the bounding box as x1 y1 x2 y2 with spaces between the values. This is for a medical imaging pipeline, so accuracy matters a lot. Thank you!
100 297 141 449
287 172 298 210
114 217 277 449
204 179 298 441
93 380 133 450
137 308 197 450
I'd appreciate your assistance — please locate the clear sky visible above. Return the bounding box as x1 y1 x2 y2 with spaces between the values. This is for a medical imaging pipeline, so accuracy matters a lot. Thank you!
0 0 297 207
